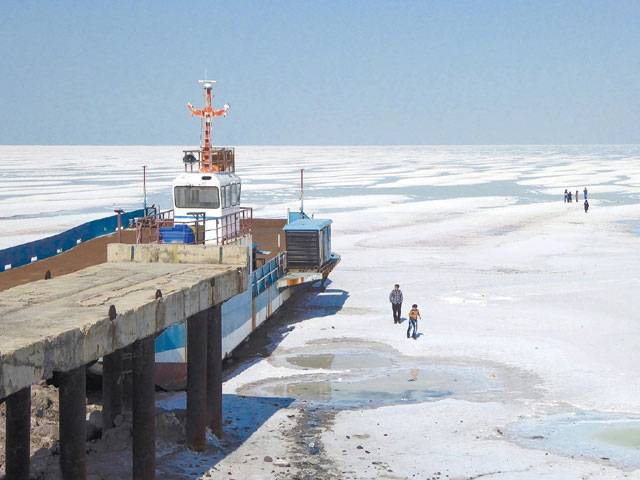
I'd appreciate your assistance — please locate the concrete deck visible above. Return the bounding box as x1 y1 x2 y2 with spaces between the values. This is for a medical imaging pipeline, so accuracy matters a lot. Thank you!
0 243 249 399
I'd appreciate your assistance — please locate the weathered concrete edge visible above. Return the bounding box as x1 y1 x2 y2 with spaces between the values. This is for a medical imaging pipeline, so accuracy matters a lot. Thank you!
0 266 248 399
107 243 249 267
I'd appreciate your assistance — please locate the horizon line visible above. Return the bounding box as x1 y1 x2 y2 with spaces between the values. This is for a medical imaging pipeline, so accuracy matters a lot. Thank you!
1 143 640 148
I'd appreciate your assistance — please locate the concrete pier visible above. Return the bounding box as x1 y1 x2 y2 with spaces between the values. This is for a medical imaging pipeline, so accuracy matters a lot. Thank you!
0 243 249 479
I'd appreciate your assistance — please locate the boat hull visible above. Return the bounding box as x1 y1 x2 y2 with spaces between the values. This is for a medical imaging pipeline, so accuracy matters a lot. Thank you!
154 279 293 390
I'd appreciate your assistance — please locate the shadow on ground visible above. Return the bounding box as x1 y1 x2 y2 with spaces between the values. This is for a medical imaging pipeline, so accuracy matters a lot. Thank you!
223 280 350 383
155 393 294 479
153 283 348 477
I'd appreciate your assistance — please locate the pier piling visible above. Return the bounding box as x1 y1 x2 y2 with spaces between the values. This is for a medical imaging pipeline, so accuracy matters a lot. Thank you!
58 365 87 480
132 335 156 479
207 304 223 437
5 386 31 480
187 311 208 451
0 243 248 477
102 349 123 430
122 345 134 411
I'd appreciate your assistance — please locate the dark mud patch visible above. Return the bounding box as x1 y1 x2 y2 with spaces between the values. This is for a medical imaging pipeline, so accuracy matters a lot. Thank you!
287 407 342 479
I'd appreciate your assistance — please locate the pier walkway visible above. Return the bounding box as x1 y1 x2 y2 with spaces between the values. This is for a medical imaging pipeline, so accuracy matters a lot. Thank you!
0 243 249 479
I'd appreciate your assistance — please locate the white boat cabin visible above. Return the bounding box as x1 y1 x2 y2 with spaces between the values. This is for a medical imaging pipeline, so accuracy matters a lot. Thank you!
172 171 243 243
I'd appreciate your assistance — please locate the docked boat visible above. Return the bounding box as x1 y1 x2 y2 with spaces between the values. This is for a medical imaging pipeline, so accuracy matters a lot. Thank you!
0 79 340 391
143 80 341 389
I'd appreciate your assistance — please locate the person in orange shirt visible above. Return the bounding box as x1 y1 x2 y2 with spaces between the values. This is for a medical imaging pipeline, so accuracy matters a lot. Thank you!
407 304 421 339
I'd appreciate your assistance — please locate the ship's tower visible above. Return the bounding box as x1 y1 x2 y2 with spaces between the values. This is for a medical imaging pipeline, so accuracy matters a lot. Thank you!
186 80 230 172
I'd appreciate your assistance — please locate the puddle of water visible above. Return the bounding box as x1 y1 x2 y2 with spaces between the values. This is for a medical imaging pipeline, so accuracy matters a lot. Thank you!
241 364 503 409
284 351 396 370
246 339 533 409
594 426 640 449
509 413 640 470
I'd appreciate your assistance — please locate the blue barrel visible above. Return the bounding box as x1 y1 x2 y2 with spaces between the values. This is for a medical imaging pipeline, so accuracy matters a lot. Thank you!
159 224 195 244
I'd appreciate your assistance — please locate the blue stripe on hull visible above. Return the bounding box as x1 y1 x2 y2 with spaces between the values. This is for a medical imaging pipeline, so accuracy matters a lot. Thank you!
154 283 292 362
155 323 186 354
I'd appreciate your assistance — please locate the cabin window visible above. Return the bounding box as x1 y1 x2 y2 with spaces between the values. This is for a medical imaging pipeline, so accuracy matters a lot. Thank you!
231 183 238 205
174 186 220 209
225 185 232 208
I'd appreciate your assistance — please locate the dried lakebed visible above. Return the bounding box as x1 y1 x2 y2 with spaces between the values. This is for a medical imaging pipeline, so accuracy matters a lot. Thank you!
237 339 640 473
232 339 541 478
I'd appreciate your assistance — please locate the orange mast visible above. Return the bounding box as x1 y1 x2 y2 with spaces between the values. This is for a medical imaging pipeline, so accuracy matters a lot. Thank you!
187 80 229 172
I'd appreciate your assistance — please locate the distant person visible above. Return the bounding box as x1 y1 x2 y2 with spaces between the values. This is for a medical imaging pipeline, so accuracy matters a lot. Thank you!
407 304 421 339
584 199 589 213
575 190 579 202
564 189 568 202
568 191 572 202
584 187 588 200
389 284 403 324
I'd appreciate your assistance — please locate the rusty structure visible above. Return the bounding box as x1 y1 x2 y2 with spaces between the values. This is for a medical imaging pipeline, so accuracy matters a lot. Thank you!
186 80 230 173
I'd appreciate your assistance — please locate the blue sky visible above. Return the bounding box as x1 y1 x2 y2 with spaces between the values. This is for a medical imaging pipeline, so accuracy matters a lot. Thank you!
0 1 638 145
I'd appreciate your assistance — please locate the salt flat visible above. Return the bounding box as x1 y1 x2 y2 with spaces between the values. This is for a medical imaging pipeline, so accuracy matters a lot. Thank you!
1 145 639 478
212 193 640 479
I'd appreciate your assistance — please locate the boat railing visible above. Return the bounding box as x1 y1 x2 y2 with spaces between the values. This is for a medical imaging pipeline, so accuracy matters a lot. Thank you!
182 147 235 173
134 206 251 246
252 251 287 296
202 207 252 245
134 208 175 244
147 208 174 221
175 207 252 246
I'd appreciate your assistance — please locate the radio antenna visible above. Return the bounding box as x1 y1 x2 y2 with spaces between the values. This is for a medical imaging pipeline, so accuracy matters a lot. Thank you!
300 168 304 213
186 79 230 172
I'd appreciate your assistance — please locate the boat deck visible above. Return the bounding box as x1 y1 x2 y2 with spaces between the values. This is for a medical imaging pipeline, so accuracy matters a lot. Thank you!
0 229 139 293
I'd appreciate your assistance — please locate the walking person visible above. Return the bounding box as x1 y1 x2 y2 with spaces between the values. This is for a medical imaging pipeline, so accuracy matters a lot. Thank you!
407 304 421 339
575 190 579 202
583 187 588 200
564 189 568 202
568 190 572 202
584 199 589 213
389 284 403 324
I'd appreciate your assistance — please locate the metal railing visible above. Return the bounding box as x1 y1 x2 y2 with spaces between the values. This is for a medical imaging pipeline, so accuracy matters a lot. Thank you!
203 207 252 245
182 147 235 173
134 208 174 244
252 251 287 296
149 208 174 221
134 207 251 246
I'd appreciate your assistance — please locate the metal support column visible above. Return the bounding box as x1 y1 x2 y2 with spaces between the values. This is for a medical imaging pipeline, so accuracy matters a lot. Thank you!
5 386 31 480
206 304 223 437
102 349 122 430
186 311 207 451
122 345 134 411
132 336 155 479
58 365 86 480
